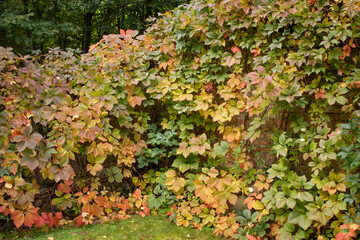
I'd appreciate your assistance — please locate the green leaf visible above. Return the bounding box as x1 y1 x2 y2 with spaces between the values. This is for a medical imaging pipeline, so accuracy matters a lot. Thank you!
288 211 312 230
336 96 346 105
284 223 295 233
172 155 199 173
287 198 296 209
301 191 314 202
276 198 286 208
213 141 229 157
279 133 286 145
275 145 288 157
114 173 123 182
148 194 162 209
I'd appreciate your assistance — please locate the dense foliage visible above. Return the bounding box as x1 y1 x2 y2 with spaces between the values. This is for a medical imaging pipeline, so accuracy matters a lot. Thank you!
0 0 188 54
1 0 360 239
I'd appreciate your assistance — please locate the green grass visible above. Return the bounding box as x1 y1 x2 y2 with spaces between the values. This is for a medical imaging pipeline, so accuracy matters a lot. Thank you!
1 215 223 240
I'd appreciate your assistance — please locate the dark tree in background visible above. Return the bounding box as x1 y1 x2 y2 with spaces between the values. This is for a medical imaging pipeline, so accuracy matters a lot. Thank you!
0 0 188 54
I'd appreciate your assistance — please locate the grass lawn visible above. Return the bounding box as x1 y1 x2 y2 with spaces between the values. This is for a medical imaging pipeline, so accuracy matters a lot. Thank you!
1 215 223 240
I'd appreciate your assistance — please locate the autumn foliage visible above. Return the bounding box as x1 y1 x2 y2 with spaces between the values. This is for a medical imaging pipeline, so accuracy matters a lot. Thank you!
1 0 360 239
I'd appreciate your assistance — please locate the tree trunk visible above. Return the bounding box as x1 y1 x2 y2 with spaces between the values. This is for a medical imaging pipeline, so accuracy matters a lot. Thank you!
82 12 94 53
117 6 125 32
0 2 6 47
53 0 64 50
22 0 33 52
0 28 7 47
63 35 67 50
145 0 152 19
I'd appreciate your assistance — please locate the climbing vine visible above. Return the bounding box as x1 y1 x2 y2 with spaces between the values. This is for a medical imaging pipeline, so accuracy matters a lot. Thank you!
1 0 360 239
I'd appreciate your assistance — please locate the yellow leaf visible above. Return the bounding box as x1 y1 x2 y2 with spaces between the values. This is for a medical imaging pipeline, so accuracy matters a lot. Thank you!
228 194 238 205
207 168 219 178
252 200 264 210
189 137 200 145
172 178 186 192
261 208 269 216
165 170 176 178
337 183 346 192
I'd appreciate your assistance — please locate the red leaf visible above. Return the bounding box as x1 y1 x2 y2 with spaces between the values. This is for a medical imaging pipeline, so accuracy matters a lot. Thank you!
0 206 5 213
231 46 241 53
143 207 150 216
336 232 346 240
53 212 63 227
205 83 213 92
64 179 74 186
58 183 71 194
76 215 83 226
41 212 61 228
55 212 63 219
35 216 44 227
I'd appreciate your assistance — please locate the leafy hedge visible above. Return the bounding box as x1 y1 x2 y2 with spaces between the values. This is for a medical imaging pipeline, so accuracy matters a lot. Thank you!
1 0 360 239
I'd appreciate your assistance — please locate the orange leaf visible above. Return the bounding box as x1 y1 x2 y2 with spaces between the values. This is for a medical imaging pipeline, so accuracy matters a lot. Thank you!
243 197 253 204
24 207 39 227
11 210 24 228
10 163 18 175
128 95 146 108
133 189 142 198
247 235 260 240
95 196 107 207
126 29 132 35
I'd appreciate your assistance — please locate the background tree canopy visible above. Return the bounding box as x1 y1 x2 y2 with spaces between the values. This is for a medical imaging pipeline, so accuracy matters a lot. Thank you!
0 0 188 54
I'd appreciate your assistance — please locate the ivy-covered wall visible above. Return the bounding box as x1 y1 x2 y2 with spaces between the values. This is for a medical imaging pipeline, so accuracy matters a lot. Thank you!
252 108 350 168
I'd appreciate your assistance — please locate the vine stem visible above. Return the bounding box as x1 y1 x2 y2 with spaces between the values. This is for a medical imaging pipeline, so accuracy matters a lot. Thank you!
48 190 54 213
